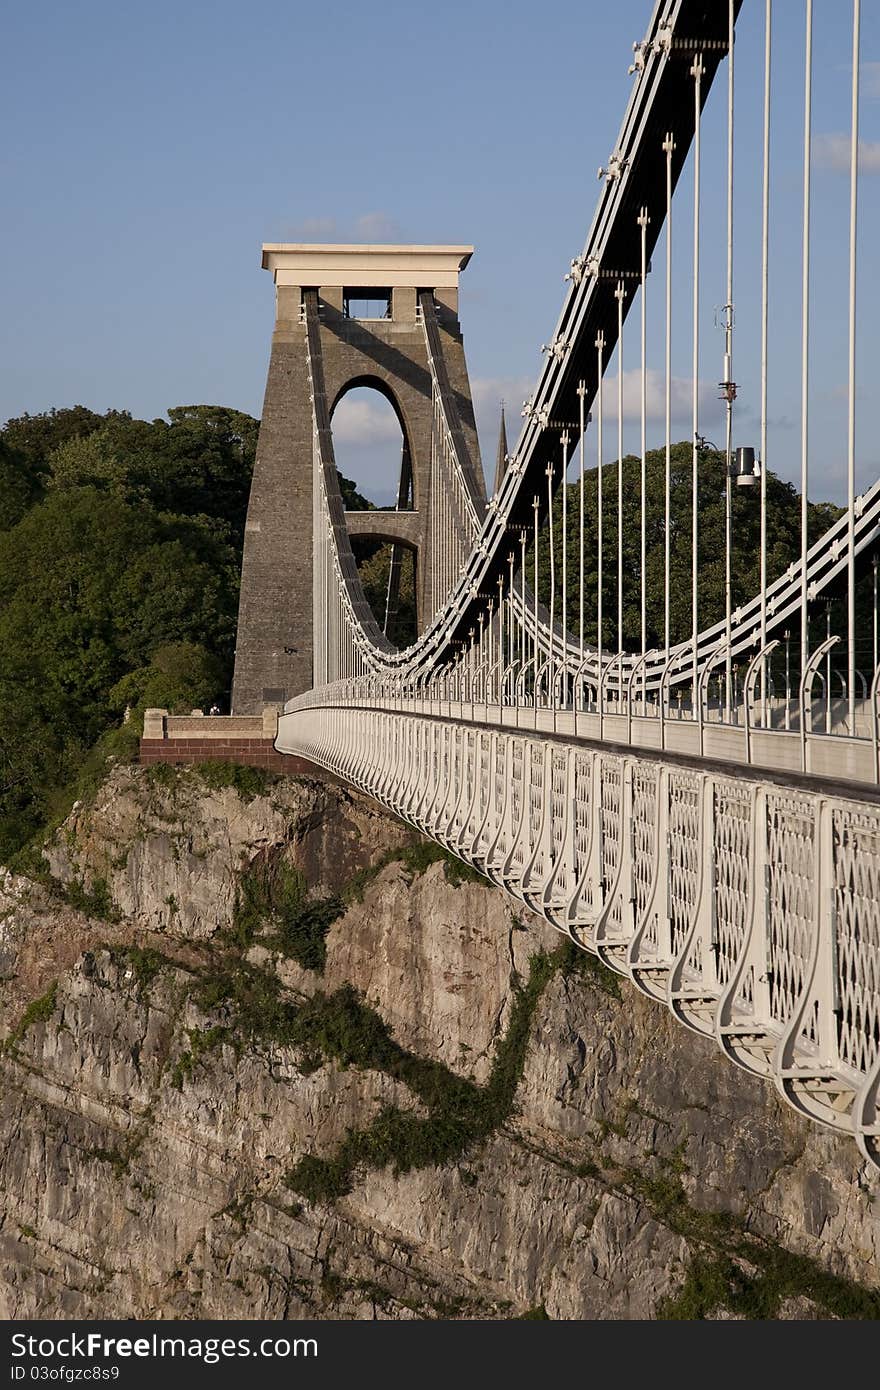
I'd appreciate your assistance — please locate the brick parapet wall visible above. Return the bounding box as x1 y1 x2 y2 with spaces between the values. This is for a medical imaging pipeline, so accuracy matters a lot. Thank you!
138 738 317 777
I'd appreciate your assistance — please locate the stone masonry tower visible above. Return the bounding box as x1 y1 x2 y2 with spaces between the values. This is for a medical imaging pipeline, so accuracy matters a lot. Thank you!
232 244 484 714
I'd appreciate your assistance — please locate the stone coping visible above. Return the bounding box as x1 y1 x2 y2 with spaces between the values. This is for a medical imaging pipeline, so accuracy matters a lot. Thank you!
142 709 279 740
166 717 263 737
262 243 473 288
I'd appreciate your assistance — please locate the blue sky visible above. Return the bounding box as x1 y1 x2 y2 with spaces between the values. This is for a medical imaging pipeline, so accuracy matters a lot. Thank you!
2 1 878 505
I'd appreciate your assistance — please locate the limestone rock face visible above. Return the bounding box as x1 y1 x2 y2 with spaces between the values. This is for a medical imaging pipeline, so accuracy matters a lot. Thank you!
44 765 412 941
321 860 540 1084
1 766 877 1320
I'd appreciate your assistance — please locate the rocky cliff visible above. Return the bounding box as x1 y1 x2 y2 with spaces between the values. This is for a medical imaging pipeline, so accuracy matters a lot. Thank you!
1 763 878 1320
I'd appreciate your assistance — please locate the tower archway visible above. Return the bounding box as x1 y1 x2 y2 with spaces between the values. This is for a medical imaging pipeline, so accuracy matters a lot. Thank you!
330 380 418 645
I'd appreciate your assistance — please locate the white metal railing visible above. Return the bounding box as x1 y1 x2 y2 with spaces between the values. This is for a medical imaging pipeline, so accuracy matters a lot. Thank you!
277 701 880 1170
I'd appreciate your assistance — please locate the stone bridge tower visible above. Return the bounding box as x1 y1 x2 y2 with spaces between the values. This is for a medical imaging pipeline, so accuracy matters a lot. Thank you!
232 244 484 714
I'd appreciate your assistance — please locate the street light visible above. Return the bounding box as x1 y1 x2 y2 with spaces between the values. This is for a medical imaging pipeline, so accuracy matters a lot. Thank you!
734 446 760 487
695 436 760 721
728 445 760 721
732 446 767 723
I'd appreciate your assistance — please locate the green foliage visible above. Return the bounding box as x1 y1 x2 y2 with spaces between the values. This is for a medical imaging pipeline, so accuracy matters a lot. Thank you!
48 430 127 492
230 857 301 950
273 895 344 972
41 405 259 549
110 642 225 719
6 720 140 874
106 945 174 991
192 959 300 1044
4 982 58 1052
179 943 547 1192
65 876 118 922
658 1258 733 1320
285 947 562 1203
0 488 237 850
0 402 377 860
231 856 343 971
397 840 488 887
354 541 417 648
0 438 44 530
143 762 178 790
0 401 257 859
617 1166 880 1320
341 851 400 904
530 442 843 652
171 1025 231 1090
88 1146 130 1178
291 1152 352 1205
336 471 374 513
292 985 410 1073
2 406 124 467
191 761 272 801
342 838 487 905
556 938 622 1000
5 842 51 884
0 649 77 860
657 1244 880 1321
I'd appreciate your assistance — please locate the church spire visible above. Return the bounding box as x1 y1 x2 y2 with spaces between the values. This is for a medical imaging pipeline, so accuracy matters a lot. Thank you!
493 401 509 495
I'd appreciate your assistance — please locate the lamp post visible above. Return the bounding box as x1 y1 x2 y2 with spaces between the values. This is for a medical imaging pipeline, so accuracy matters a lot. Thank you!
731 447 760 723
733 447 761 727
817 596 834 733
867 556 873 681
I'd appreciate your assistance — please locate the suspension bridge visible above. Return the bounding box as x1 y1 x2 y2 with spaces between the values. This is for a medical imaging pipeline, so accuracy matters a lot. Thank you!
233 0 880 1170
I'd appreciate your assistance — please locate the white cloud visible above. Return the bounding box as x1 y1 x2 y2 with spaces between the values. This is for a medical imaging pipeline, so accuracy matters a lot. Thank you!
470 375 534 475
600 368 717 424
470 375 535 417
283 216 338 240
332 394 402 446
330 371 724 502
470 371 721 481
472 370 716 430
814 132 880 173
353 211 401 241
275 211 401 243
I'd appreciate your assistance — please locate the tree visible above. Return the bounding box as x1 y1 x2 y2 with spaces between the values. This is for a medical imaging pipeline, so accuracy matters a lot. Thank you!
0 650 77 859
337 470 373 512
2 405 125 467
47 429 126 492
0 486 240 855
532 442 844 652
355 543 417 647
0 438 43 530
109 642 226 717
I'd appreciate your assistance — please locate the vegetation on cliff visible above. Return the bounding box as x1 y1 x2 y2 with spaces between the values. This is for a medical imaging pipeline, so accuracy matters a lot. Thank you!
0 406 256 859
0 405 371 862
